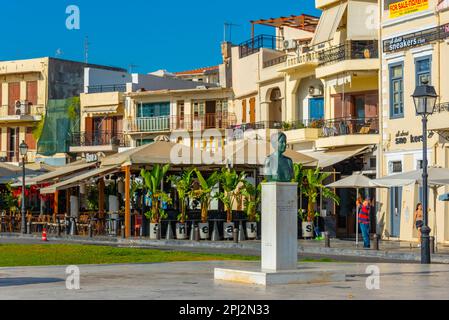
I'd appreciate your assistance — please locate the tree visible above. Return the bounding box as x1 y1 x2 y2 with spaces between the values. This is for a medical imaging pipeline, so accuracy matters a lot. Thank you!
241 180 261 223
140 164 170 223
300 166 340 222
190 169 219 223
216 168 246 223
167 168 195 224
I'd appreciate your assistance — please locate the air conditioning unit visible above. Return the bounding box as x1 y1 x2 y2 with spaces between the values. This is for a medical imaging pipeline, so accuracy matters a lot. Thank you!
14 100 28 116
283 39 297 50
308 86 323 97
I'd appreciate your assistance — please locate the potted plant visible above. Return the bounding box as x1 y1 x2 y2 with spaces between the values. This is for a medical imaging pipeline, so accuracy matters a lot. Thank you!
168 168 194 240
190 169 219 240
216 168 246 239
141 164 170 239
300 166 339 239
241 180 261 240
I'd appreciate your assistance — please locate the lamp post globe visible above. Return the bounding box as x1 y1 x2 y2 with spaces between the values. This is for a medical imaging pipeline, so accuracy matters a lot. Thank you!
20 141 28 234
412 81 438 264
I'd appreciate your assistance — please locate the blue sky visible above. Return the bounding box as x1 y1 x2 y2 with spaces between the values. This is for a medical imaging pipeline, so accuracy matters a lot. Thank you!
0 0 319 73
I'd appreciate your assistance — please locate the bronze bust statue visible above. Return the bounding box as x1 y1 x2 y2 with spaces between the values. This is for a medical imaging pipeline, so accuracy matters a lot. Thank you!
263 132 294 182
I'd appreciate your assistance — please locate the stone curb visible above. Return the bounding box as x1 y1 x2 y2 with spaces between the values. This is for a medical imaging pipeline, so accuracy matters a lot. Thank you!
2 233 449 264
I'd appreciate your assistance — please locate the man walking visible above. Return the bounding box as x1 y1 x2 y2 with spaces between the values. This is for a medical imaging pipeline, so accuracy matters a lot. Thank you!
359 198 371 249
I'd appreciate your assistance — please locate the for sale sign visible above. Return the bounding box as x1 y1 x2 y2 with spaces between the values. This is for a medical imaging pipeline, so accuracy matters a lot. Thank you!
389 0 429 18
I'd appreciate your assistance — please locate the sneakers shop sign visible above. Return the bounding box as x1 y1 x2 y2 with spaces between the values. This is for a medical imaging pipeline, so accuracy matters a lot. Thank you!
383 23 449 53
395 130 433 145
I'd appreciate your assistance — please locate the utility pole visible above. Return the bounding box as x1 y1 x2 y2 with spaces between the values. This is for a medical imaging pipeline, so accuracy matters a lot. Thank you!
224 22 241 42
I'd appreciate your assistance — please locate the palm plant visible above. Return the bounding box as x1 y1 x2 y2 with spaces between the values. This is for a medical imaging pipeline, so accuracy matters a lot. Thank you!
216 168 246 223
190 169 219 223
167 168 195 224
301 166 340 222
241 180 261 223
140 164 170 223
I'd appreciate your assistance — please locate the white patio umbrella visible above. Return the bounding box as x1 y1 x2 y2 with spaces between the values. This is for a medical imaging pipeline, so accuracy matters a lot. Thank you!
371 167 449 248
327 174 385 248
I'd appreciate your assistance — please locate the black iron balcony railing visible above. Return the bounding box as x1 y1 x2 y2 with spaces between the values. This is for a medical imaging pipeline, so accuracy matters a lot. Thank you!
70 131 125 147
87 84 127 94
318 41 379 67
319 117 379 138
263 55 288 68
434 102 449 113
230 119 325 134
239 34 283 58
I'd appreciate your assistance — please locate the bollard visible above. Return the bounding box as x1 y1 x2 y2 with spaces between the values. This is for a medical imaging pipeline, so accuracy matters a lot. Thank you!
190 223 195 241
69 218 77 236
166 223 174 240
238 221 246 242
372 234 380 251
121 225 126 239
430 236 435 254
324 231 330 248
156 224 161 240
88 224 93 238
194 226 200 242
211 221 220 241
233 227 239 243
26 221 31 235
65 219 70 235
57 220 61 237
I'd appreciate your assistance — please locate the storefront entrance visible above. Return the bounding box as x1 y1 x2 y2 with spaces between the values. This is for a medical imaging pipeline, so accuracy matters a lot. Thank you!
389 187 402 237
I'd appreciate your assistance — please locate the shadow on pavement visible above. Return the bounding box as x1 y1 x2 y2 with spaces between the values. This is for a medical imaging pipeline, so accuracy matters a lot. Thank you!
0 277 64 287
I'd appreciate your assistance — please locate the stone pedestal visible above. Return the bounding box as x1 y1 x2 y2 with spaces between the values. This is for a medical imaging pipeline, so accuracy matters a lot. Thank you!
261 182 298 271
214 182 345 286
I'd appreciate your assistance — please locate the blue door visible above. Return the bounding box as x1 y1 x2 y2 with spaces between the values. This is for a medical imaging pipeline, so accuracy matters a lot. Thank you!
309 98 324 120
390 187 402 237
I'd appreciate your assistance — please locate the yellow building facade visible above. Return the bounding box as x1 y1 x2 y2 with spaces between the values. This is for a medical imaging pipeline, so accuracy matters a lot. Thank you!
378 0 449 244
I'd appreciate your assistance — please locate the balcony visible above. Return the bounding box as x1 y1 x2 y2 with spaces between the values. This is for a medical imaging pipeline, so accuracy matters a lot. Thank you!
239 34 283 58
315 117 380 149
428 102 449 131
0 104 44 123
87 84 127 94
69 131 126 153
172 113 237 131
126 116 171 133
278 48 321 73
315 41 379 78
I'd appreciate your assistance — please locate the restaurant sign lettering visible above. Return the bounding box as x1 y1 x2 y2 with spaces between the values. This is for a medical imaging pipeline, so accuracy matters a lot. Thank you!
389 0 429 19
384 23 449 53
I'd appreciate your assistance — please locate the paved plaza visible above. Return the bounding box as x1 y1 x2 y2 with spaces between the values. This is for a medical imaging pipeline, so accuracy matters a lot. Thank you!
1 261 449 300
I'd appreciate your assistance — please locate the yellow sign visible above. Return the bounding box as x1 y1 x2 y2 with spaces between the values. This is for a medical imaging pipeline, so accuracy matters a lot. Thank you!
389 0 429 18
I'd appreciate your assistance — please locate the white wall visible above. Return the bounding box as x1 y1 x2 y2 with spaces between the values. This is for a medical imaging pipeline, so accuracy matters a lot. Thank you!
84 68 131 93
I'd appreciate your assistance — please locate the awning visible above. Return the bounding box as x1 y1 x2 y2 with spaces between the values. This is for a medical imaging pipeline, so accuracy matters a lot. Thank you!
311 3 347 46
29 162 97 185
302 145 371 168
83 105 119 115
347 1 378 40
39 166 119 194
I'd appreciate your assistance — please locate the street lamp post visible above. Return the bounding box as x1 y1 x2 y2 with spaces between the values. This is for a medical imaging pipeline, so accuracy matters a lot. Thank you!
19 140 29 234
412 80 438 264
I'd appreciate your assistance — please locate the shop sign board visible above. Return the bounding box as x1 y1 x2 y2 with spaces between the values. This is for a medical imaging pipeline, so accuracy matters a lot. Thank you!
389 0 429 19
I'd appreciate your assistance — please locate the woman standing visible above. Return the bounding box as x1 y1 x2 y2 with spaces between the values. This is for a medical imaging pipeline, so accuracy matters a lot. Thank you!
413 203 424 248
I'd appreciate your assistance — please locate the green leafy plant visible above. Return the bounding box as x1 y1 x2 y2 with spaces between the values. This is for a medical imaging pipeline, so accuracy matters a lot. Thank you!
0 183 19 212
241 180 261 223
190 169 219 223
86 185 99 211
216 168 246 223
300 166 340 222
140 164 170 223
167 168 195 224
32 114 45 141
67 97 80 121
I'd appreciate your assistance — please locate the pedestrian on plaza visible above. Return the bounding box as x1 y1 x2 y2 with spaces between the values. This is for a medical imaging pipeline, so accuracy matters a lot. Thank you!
414 203 424 248
359 197 371 249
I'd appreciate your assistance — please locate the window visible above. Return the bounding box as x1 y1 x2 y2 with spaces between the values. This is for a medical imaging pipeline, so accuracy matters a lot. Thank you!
415 56 431 86
136 139 154 147
389 161 402 174
389 63 404 118
138 102 170 118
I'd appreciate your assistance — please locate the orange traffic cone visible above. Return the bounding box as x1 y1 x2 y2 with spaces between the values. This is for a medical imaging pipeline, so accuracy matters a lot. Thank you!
42 228 48 242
